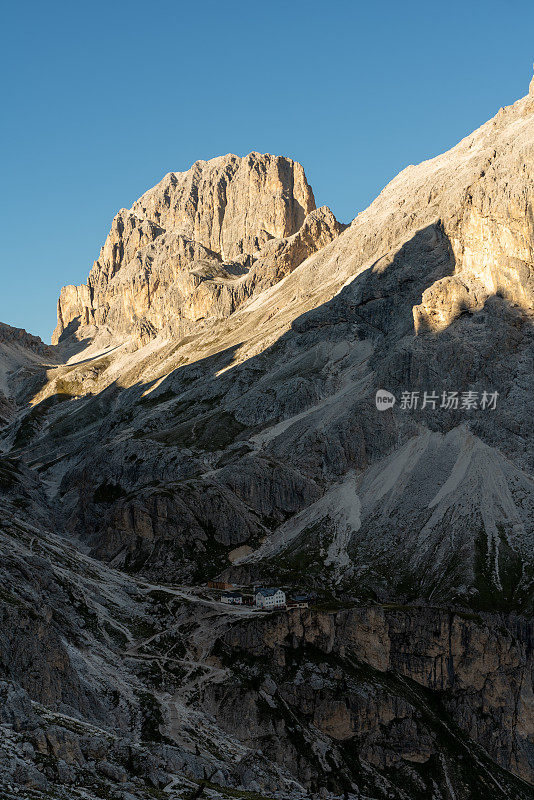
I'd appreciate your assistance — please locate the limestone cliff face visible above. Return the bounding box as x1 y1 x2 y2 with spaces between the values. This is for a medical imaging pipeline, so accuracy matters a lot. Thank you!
130 152 316 259
53 284 93 342
211 606 534 788
52 153 340 344
394 93 534 331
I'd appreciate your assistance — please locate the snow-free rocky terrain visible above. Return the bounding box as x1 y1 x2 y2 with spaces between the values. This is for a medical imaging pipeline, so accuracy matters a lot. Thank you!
2 76 534 800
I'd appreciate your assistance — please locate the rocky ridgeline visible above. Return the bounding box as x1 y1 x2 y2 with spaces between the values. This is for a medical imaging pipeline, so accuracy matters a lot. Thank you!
0 322 51 354
0 322 58 426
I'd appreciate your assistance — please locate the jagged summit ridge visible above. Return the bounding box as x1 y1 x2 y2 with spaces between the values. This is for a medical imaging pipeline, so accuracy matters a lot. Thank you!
52 152 341 344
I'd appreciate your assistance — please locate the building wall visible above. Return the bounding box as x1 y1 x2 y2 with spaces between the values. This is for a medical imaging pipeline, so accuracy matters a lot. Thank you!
255 591 286 608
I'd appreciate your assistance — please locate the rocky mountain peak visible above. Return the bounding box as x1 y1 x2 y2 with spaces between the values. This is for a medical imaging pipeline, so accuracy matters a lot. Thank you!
52 152 340 345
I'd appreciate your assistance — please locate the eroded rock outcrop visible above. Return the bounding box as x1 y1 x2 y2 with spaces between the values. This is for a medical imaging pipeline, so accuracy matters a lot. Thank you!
53 284 93 343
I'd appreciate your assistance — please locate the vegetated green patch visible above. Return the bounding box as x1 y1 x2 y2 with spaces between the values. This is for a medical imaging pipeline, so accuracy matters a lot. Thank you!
93 480 127 504
52 377 84 397
259 522 328 586
415 539 469 603
243 544 359 609
138 659 165 688
138 657 188 688
53 357 111 397
81 779 128 800
379 601 414 612
191 533 232 583
495 525 524 600
347 518 468 607
147 588 176 605
393 571 425 600
472 526 524 612
312 597 356 612
473 527 502 609
138 691 164 742
453 610 484 625
516 562 534 613
151 410 247 452
13 393 71 448
127 618 160 642
143 787 170 800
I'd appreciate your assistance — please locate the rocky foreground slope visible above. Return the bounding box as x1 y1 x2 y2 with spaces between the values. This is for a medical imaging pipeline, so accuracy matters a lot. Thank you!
2 76 534 799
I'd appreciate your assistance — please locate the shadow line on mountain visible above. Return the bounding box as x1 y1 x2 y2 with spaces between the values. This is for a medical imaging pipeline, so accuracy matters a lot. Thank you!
9 222 464 460
15 218 534 476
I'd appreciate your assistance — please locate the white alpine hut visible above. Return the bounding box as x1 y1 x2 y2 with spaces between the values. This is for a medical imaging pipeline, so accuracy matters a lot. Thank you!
254 587 286 609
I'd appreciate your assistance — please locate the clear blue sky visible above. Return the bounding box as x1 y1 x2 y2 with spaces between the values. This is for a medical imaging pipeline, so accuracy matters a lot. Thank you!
2 0 533 342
